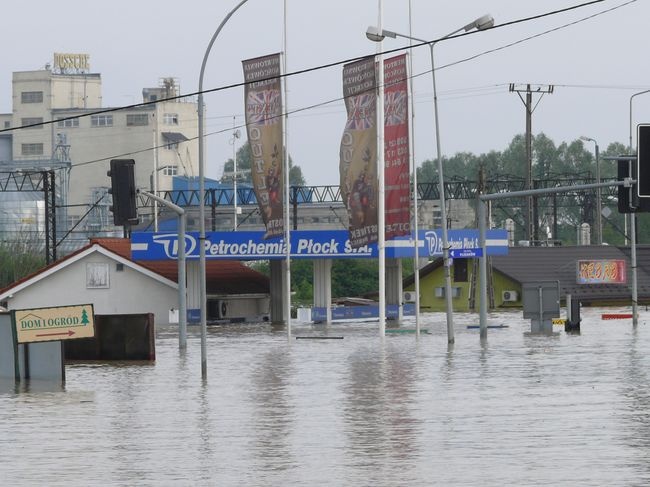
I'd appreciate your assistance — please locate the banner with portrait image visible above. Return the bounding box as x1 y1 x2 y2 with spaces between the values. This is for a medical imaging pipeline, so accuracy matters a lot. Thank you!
383 54 410 239
339 57 378 249
242 53 284 239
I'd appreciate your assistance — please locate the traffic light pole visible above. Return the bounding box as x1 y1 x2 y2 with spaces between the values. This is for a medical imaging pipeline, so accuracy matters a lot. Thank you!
478 179 636 336
138 190 187 349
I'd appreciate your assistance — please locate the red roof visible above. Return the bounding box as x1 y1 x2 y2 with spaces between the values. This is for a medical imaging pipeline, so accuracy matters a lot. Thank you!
91 238 269 294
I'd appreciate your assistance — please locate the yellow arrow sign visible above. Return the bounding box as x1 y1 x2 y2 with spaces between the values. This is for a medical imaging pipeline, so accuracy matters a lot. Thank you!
552 318 566 325
13 304 95 344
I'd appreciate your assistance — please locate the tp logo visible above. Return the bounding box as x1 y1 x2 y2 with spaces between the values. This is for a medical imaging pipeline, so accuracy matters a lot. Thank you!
153 233 197 259
424 231 442 256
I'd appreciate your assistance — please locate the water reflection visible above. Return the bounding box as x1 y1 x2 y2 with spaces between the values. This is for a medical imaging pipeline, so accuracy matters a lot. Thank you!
249 345 297 475
342 342 421 485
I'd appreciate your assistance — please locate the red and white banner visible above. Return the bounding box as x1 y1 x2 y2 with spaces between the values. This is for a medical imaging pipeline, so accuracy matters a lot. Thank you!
383 54 410 239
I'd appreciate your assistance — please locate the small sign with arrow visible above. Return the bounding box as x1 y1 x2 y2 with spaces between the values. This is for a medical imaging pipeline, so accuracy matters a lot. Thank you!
12 304 95 344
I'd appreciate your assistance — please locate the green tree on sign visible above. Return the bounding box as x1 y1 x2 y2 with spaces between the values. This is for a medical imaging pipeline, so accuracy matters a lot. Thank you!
81 309 89 325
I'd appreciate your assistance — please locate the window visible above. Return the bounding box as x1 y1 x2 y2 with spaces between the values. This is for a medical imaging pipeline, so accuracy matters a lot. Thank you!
166 141 178 151
57 117 79 128
91 115 113 127
21 91 43 103
21 117 43 129
3 121 10 129
86 263 109 289
126 113 149 126
163 113 179 125
21 143 44 156
163 165 178 176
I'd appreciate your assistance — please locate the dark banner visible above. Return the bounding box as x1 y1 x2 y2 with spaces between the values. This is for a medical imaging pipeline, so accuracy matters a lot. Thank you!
339 57 378 249
383 54 410 239
242 53 284 239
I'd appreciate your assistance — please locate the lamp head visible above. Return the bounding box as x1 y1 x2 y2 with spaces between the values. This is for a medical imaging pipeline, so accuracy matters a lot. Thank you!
465 14 494 32
366 26 397 42
580 136 594 143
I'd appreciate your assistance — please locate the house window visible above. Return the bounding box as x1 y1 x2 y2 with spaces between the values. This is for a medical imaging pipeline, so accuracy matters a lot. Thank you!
163 113 179 125
21 91 43 103
86 263 109 289
3 121 10 128
91 115 113 127
21 117 43 129
166 141 178 151
163 165 178 176
21 143 44 156
57 117 79 128
126 113 149 126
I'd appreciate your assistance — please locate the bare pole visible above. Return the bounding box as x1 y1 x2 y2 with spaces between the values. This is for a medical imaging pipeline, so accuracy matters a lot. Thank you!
377 0 386 336
283 0 292 338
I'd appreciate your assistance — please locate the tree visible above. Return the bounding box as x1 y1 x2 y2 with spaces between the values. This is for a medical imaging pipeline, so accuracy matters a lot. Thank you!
222 141 306 186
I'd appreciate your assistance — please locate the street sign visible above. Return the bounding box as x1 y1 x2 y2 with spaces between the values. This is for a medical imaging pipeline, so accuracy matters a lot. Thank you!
449 248 483 258
13 304 95 344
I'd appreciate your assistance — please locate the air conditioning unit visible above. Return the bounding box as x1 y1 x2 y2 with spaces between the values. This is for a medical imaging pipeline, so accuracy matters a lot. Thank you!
403 291 416 303
502 290 518 302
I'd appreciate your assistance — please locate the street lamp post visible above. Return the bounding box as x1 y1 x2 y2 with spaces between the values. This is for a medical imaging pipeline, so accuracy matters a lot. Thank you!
197 0 250 379
580 136 601 245
366 14 494 343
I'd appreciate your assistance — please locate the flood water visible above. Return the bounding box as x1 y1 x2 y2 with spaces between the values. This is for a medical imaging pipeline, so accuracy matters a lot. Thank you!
2 307 650 486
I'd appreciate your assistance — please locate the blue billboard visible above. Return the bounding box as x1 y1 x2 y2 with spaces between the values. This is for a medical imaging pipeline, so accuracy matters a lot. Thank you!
130 229 508 261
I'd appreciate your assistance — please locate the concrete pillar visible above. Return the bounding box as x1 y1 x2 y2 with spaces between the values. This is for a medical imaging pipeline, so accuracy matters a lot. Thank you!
386 258 403 321
269 260 286 324
186 260 202 320
313 259 332 323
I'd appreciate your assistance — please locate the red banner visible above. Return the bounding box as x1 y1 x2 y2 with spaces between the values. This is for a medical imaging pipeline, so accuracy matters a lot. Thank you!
339 57 378 249
242 53 284 239
383 54 410 239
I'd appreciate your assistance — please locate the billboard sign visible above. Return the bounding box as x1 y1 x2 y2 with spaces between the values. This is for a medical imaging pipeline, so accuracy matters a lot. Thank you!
13 304 95 344
576 259 626 284
131 229 508 261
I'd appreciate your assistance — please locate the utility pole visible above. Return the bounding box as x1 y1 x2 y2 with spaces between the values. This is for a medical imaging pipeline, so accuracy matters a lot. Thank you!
509 83 554 243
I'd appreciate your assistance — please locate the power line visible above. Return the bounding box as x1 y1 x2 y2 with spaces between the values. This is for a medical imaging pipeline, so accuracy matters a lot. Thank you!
0 0 613 135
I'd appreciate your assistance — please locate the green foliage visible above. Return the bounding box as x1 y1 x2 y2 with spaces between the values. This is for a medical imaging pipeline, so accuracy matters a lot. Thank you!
332 259 378 298
0 241 45 289
223 141 306 186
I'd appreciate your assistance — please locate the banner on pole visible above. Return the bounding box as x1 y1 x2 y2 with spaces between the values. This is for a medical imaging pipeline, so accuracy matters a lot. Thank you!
339 57 378 249
383 54 410 239
242 53 284 239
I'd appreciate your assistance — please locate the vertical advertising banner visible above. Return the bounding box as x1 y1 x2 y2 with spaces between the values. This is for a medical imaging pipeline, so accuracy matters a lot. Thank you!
383 54 410 239
242 53 284 239
339 57 378 249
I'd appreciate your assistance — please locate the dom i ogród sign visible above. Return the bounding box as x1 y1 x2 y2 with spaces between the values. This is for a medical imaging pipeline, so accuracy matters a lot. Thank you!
12 304 95 344
130 229 508 261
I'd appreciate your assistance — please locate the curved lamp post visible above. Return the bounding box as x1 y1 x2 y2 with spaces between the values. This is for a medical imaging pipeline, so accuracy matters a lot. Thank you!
366 14 494 344
197 0 250 378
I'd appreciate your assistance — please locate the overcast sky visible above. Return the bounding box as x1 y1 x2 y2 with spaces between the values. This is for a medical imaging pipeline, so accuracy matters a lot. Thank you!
2 0 649 185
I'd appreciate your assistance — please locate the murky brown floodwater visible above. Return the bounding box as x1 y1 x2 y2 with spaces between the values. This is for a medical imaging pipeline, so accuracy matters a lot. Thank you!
2 307 650 486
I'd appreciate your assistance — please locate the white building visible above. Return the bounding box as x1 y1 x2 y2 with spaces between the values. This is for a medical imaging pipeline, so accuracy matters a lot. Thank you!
1 53 199 239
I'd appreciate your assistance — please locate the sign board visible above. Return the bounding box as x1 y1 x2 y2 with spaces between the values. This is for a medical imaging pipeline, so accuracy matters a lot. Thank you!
13 304 95 344
131 229 508 261
522 281 560 321
449 248 483 259
576 259 626 284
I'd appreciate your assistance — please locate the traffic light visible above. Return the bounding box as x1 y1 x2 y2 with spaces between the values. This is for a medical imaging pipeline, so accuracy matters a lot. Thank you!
618 155 650 214
107 159 139 226
638 124 650 198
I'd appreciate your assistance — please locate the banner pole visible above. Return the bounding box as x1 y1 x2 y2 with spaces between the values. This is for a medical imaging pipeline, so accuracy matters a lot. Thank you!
283 0 292 338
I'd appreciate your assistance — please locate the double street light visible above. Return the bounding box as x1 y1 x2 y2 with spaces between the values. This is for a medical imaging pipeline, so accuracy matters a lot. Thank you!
366 14 494 343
